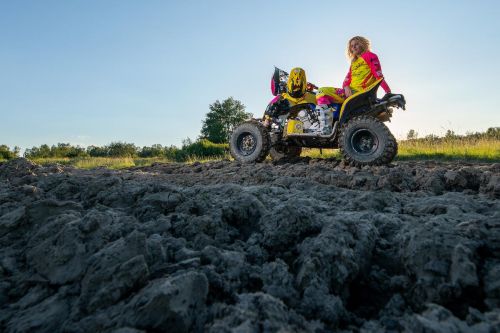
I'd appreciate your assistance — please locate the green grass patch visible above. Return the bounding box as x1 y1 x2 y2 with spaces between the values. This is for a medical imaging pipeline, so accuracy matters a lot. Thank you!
285 137 500 163
29 157 73 166
396 137 500 162
73 157 136 169
301 148 341 159
21 136 500 168
184 154 231 164
30 155 231 169
31 157 163 169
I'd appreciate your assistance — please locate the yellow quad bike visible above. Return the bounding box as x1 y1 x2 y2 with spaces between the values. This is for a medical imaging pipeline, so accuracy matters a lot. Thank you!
230 74 406 166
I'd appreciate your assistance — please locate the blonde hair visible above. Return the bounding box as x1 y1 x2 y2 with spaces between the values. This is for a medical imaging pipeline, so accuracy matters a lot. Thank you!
346 36 371 61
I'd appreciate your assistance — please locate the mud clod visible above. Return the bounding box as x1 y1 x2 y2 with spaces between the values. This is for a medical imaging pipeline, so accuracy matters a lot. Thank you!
0 158 499 332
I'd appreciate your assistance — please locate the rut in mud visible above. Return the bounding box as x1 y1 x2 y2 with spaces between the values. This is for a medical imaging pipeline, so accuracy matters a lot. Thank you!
0 158 499 332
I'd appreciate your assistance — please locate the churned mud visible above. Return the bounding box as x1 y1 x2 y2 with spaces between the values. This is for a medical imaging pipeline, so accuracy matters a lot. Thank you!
0 158 499 332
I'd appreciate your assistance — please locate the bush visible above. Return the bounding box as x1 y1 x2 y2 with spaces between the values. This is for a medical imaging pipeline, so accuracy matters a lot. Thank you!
406 129 418 140
25 144 51 158
139 144 166 158
24 143 87 158
181 139 228 159
485 127 500 140
164 145 181 160
0 145 20 160
53 143 87 158
106 142 138 157
402 128 500 145
22 139 228 162
87 145 108 157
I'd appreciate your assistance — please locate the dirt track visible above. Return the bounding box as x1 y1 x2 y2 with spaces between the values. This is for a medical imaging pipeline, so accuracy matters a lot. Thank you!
1 158 499 332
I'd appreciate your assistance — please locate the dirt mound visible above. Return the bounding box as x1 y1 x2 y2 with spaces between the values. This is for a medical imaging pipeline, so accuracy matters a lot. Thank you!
1 158 499 332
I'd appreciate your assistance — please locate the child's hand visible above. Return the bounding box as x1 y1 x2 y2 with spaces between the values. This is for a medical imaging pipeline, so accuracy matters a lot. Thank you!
344 86 352 97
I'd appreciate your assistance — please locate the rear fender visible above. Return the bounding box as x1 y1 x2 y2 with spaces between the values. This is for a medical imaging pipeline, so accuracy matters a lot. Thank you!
338 79 382 125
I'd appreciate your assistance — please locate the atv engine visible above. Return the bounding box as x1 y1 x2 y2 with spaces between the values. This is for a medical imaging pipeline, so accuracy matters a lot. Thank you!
296 109 320 133
292 104 336 135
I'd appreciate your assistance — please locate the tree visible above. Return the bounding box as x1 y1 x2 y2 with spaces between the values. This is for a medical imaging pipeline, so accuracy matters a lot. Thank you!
485 127 500 139
0 145 19 160
107 142 138 157
182 137 193 148
406 129 418 140
87 145 108 157
200 97 252 144
25 144 51 158
139 144 161 158
52 143 87 158
444 129 458 140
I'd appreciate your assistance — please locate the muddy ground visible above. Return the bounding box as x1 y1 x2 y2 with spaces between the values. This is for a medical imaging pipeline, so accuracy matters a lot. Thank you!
0 157 499 332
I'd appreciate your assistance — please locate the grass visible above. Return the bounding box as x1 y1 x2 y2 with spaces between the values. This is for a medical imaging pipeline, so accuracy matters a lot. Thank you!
29 155 231 169
301 148 341 159
26 157 132 169
397 137 500 162
184 155 230 164
298 137 500 163
4 136 499 169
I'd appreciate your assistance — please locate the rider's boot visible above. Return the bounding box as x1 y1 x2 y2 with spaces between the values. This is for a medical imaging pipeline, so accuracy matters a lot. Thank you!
316 105 333 135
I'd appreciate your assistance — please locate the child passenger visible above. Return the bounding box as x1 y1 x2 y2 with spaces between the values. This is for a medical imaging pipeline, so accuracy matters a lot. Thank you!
316 36 391 105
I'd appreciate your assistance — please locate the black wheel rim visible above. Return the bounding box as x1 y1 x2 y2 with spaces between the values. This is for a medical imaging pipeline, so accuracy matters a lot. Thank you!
236 132 257 156
351 129 379 155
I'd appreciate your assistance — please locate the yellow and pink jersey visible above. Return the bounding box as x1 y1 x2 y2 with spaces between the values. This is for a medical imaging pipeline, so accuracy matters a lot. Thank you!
317 51 390 105
343 51 390 93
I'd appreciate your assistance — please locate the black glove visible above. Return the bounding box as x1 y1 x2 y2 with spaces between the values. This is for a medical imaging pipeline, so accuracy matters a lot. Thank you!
265 98 290 117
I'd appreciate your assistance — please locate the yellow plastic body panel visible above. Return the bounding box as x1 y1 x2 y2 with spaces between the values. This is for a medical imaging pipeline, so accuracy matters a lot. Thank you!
339 78 383 119
282 92 317 106
286 120 304 135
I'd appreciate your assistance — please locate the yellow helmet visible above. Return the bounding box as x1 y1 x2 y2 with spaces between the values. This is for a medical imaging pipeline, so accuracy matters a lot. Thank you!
287 67 307 98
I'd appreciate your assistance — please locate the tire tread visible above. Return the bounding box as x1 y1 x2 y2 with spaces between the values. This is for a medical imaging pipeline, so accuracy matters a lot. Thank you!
229 121 270 163
339 115 397 166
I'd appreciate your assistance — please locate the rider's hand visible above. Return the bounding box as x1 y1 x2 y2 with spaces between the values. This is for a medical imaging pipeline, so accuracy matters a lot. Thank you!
344 86 352 98
263 116 271 127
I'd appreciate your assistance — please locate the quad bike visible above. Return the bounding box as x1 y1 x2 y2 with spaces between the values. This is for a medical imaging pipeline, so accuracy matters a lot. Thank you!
229 67 406 166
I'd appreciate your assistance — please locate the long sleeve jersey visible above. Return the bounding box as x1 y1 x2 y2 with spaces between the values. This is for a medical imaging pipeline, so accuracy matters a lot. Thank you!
342 51 391 93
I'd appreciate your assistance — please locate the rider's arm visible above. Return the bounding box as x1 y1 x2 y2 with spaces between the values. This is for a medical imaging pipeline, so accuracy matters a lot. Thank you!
342 68 353 97
361 52 391 93
264 95 290 118
342 68 352 89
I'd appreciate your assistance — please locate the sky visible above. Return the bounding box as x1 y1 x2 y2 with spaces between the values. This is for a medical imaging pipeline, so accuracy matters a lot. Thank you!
1 0 500 151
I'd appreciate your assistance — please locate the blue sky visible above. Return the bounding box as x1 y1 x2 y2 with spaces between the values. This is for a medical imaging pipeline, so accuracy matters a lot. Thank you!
1 0 499 150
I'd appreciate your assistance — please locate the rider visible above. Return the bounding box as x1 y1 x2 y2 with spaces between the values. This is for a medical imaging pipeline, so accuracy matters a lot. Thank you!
265 67 316 120
316 36 391 105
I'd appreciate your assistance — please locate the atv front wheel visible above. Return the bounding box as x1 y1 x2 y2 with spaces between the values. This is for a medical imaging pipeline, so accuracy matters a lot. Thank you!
230 121 270 163
339 116 397 166
269 145 302 161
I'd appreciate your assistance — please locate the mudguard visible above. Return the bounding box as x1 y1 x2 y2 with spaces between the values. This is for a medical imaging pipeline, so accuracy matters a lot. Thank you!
338 79 383 124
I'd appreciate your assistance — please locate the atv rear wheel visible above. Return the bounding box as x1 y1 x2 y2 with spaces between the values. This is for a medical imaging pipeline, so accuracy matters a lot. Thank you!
230 121 270 163
339 116 397 166
269 145 302 161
